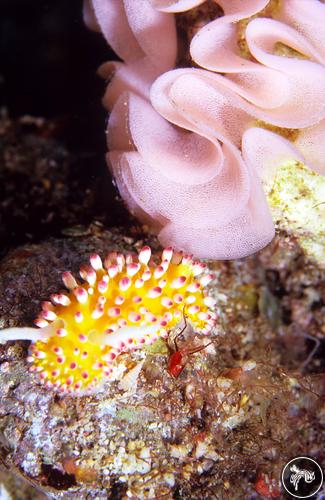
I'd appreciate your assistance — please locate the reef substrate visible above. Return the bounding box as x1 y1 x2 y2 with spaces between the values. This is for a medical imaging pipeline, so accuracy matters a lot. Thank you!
0 225 324 499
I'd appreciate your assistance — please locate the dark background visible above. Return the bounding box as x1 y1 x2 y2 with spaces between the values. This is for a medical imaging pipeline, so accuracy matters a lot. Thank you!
0 0 112 150
0 0 132 253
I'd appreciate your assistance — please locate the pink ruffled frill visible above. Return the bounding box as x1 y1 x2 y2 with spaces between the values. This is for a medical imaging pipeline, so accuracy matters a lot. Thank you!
85 0 325 259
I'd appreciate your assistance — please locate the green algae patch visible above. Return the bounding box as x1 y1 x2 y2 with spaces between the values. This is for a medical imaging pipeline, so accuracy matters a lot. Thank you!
266 161 325 266
143 337 169 356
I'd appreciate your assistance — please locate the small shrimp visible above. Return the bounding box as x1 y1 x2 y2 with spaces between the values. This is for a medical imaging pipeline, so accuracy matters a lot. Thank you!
167 313 212 377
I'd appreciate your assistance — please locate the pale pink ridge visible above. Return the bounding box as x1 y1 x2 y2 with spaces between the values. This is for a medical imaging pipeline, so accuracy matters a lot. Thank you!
86 0 325 259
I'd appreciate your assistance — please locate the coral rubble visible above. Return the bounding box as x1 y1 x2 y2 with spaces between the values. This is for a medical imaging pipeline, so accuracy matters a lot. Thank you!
0 227 324 499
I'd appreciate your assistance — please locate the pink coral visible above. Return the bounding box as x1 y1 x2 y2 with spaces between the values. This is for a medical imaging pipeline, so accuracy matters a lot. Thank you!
85 0 325 259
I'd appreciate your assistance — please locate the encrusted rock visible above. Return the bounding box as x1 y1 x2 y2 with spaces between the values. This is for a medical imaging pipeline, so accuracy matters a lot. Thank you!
0 227 324 498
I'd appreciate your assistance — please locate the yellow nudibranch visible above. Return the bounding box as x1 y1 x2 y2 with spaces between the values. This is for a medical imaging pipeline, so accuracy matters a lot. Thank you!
0 246 216 393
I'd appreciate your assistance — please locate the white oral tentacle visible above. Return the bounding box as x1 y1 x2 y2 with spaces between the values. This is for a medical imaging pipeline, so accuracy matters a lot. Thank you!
0 327 45 344
89 324 161 348
0 319 64 344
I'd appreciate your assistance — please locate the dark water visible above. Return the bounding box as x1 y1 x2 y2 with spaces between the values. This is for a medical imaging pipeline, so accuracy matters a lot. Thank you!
0 1 132 254
0 0 113 149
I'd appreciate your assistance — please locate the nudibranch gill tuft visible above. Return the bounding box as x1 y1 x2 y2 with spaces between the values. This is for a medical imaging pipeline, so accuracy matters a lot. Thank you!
0 247 216 393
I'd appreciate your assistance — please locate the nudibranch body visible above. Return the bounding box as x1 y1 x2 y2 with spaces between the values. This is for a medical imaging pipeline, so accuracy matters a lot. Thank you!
0 247 216 393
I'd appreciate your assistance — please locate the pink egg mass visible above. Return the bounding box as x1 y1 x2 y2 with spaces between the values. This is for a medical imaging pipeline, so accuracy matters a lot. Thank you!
84 0 325 259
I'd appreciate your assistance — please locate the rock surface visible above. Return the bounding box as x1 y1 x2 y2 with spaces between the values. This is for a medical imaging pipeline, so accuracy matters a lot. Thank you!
0 227 324 499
